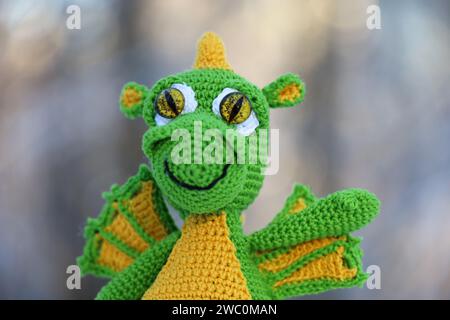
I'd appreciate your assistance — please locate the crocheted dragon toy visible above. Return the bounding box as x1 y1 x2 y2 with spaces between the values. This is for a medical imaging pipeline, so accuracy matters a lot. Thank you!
78 32 380 300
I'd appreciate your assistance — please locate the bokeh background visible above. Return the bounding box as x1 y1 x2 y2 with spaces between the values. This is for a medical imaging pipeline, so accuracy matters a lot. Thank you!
0 0 449 299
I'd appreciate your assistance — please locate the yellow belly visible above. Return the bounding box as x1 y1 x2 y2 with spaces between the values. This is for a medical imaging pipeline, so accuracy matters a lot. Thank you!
142 212 251 300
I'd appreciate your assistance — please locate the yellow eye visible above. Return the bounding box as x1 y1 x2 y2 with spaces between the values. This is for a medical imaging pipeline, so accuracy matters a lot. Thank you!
155 88 185 119
219 92 252 124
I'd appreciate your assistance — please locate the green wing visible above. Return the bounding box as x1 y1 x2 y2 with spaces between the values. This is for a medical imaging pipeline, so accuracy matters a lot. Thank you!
77 164 178 278
248 185 380 299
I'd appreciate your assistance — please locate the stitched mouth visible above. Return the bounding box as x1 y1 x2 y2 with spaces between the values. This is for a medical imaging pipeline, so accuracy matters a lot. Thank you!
164 159 231 191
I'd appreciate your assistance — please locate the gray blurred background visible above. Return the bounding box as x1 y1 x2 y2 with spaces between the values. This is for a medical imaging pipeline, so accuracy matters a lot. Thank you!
0 0 449 299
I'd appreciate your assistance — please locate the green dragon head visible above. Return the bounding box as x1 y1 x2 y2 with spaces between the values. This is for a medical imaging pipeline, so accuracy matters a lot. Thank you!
119 32 305 216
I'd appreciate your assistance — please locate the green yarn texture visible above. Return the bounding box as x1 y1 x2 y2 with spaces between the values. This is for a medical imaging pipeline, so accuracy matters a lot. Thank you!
119 82 149 119
262 73 306 108
77 40 380 300
77 164 177 278
96 232 180 300
141 69 269 215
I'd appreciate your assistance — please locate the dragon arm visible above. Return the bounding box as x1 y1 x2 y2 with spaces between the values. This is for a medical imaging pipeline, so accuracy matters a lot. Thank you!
248 188 379 251
248 185 380 299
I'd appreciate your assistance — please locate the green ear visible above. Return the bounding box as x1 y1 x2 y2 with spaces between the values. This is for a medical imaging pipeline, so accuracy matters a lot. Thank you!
262 73 306 108
119 82 150 119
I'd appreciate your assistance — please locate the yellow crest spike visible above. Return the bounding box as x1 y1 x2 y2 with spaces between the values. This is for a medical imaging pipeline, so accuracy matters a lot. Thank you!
193 32 232 71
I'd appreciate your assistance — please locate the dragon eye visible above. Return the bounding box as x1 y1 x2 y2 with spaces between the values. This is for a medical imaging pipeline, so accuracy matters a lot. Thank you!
154 84 198 126
219 92 252 124
154 88 185 119
212 88 260 136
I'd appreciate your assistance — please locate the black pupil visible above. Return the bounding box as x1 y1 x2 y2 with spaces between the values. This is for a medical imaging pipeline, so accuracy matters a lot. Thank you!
164 90 180 116
228 95 245 123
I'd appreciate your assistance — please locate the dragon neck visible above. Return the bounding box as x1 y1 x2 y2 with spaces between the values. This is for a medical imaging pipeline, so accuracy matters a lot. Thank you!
183 211 241 234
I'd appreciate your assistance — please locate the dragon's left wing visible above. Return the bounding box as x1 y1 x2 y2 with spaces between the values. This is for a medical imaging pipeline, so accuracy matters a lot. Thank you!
248 185 380 299
77 164 178 278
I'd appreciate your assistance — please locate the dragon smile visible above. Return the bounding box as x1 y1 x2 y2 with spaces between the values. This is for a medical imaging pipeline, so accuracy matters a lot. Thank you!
163 159 231 191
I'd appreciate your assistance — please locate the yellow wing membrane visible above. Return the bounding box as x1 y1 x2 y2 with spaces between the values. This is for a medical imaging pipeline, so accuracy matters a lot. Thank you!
249 184 379 298
77 164 178 277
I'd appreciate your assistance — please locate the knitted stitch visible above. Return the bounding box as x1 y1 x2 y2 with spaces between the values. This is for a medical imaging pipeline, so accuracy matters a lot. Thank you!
142 213 251 300
77 32 380 300
77 164 176 277
194 32 232 71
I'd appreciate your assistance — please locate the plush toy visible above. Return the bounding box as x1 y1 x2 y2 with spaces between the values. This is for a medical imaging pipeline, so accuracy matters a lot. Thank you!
78 32 380 300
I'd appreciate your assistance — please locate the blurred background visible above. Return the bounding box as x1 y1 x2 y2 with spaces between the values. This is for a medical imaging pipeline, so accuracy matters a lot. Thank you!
0 0 449 299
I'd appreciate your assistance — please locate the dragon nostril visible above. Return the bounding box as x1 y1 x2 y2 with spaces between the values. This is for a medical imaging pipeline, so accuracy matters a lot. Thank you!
145 136 170 157
152 140 164 151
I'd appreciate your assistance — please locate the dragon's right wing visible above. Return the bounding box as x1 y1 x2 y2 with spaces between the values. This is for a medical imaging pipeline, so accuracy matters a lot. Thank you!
77 164 178 278
248 185 380 299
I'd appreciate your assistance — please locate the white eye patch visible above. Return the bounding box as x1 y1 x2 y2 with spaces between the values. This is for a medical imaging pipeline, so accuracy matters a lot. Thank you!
212 88 259 136
155 83 198 126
